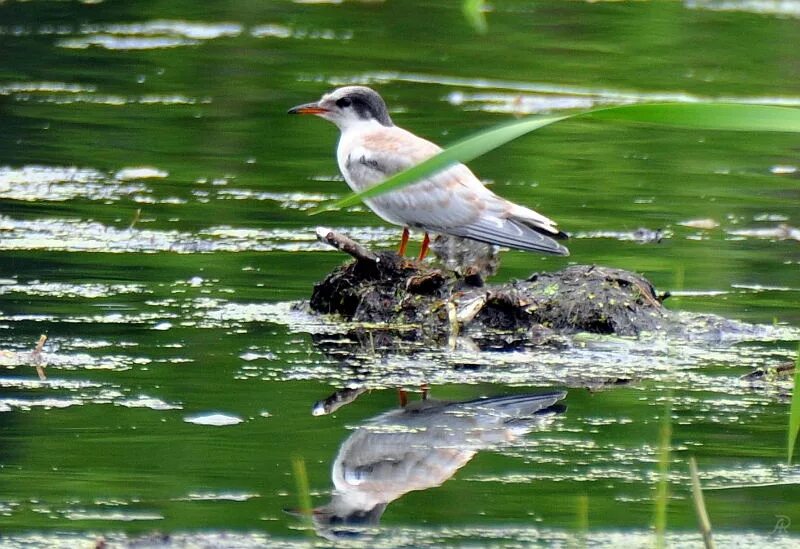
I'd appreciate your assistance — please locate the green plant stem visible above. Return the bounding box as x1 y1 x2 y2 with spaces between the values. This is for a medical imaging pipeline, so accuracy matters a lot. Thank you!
291 455 314 532
575 494 588 549
463 0 488 34
788 347 800 464
654 394 672 549
689 456 716 549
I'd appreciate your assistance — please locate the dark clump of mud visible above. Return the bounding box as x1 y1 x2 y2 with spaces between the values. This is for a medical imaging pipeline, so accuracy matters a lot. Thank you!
309 252 456 323
310 250 667 338
520 265 665 335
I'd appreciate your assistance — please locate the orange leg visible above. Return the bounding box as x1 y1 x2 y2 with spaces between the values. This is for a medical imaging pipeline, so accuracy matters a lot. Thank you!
418 232 430 260
398 227 410 256
397 388 408 408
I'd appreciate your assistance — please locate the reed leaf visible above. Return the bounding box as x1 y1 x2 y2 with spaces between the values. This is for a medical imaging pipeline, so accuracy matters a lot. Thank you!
463 0 488 34
654 395 672 549
291 455 314 532
311 114 566 213
575 494 589 549
312 103 800 215
689 456 716 549
789 349 800 465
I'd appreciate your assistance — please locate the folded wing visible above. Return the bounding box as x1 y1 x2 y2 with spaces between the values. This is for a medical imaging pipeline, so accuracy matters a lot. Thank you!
344 126 568 255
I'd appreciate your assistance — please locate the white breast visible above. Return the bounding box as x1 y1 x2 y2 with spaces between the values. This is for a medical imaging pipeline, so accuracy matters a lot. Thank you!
336 121 387 193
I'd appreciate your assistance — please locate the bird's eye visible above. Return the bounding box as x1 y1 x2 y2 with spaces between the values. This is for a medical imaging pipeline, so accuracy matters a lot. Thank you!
336 97 352 108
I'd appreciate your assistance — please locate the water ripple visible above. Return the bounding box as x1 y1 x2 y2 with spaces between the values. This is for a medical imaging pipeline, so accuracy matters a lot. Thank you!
0 165 147 202
57 20 242 50
686 0 800 18
0 281 147 299
0 216 397 253
326 71 800 113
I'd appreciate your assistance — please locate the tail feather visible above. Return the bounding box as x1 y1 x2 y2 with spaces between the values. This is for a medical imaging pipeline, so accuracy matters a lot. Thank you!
443 217 569 256
517 218 569 241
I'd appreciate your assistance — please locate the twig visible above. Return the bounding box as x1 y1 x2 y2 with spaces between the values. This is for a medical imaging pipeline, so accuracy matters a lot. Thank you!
31 334 47 381
315 227 378 263
128 208 141 230
446 300 459 350
456 294 487 324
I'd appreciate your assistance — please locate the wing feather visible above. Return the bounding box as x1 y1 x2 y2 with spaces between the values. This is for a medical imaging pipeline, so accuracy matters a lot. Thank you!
339 125 568 253
447 216 569 255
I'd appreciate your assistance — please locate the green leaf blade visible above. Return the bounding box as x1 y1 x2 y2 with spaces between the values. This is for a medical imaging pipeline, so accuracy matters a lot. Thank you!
588 103 800 133
463 0 488 34
311 114 567 214
789 349 800 465
311 103 800 215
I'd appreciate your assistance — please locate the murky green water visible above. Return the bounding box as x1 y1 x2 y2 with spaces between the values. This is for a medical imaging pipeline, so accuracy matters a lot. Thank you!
1 0 799 547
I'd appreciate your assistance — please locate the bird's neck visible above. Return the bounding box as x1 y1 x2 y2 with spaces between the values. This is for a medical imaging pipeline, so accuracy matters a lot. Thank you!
338 118 392 135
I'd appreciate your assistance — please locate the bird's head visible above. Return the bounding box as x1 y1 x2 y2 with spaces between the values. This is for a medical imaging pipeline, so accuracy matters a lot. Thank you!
284 499 386 541
288 86 393 130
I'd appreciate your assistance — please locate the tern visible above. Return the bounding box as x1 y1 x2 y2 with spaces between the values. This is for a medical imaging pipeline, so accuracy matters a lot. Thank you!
288 86 569 260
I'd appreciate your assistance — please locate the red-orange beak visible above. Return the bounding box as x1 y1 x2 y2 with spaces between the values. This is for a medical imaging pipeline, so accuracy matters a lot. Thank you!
288 102 329 115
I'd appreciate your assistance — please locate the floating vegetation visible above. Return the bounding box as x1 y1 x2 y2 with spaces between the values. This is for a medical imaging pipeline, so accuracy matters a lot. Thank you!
0 165 146 202
215 189 340 211
0 280 148 299
183 413 244 426
56 20 242 50
727 224 800 242
685 0 800 18
63 510 164 522
174 492 259 502
251 23 352 41
0 216 399 253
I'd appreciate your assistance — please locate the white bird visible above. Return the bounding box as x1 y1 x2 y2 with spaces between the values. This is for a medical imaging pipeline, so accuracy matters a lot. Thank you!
289 86 569 260
305 391 567 540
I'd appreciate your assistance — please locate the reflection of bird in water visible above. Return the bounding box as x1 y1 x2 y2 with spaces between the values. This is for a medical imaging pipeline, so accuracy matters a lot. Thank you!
309 391 566 539
430 234 499 282
312 385 369 416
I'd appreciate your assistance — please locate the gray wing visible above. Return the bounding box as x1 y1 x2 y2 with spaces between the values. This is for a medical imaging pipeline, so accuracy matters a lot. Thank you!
344 126 568 255
445 216 569 255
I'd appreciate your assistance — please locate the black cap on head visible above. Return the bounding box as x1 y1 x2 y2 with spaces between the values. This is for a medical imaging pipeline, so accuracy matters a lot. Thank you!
330 86 393 127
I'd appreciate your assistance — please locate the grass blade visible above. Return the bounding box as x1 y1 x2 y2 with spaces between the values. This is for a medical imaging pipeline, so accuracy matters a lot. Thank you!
588 102 800 133
689 456 716 549
654 394 672 549
311 103 800 215
574 494 588 549
463 0 488 34
789 348 800 464
291 455 314 533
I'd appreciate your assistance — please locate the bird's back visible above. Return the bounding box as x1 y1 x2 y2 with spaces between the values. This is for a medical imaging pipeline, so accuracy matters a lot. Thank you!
337 121 569 255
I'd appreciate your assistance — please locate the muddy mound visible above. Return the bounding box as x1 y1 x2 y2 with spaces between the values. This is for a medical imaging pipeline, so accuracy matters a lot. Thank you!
308 229 667 339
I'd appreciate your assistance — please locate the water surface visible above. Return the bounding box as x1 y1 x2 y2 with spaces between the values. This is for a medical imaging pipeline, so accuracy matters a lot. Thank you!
1 0 799 546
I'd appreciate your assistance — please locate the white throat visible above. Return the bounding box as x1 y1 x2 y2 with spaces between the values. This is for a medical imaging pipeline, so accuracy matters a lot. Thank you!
336 116 387 135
